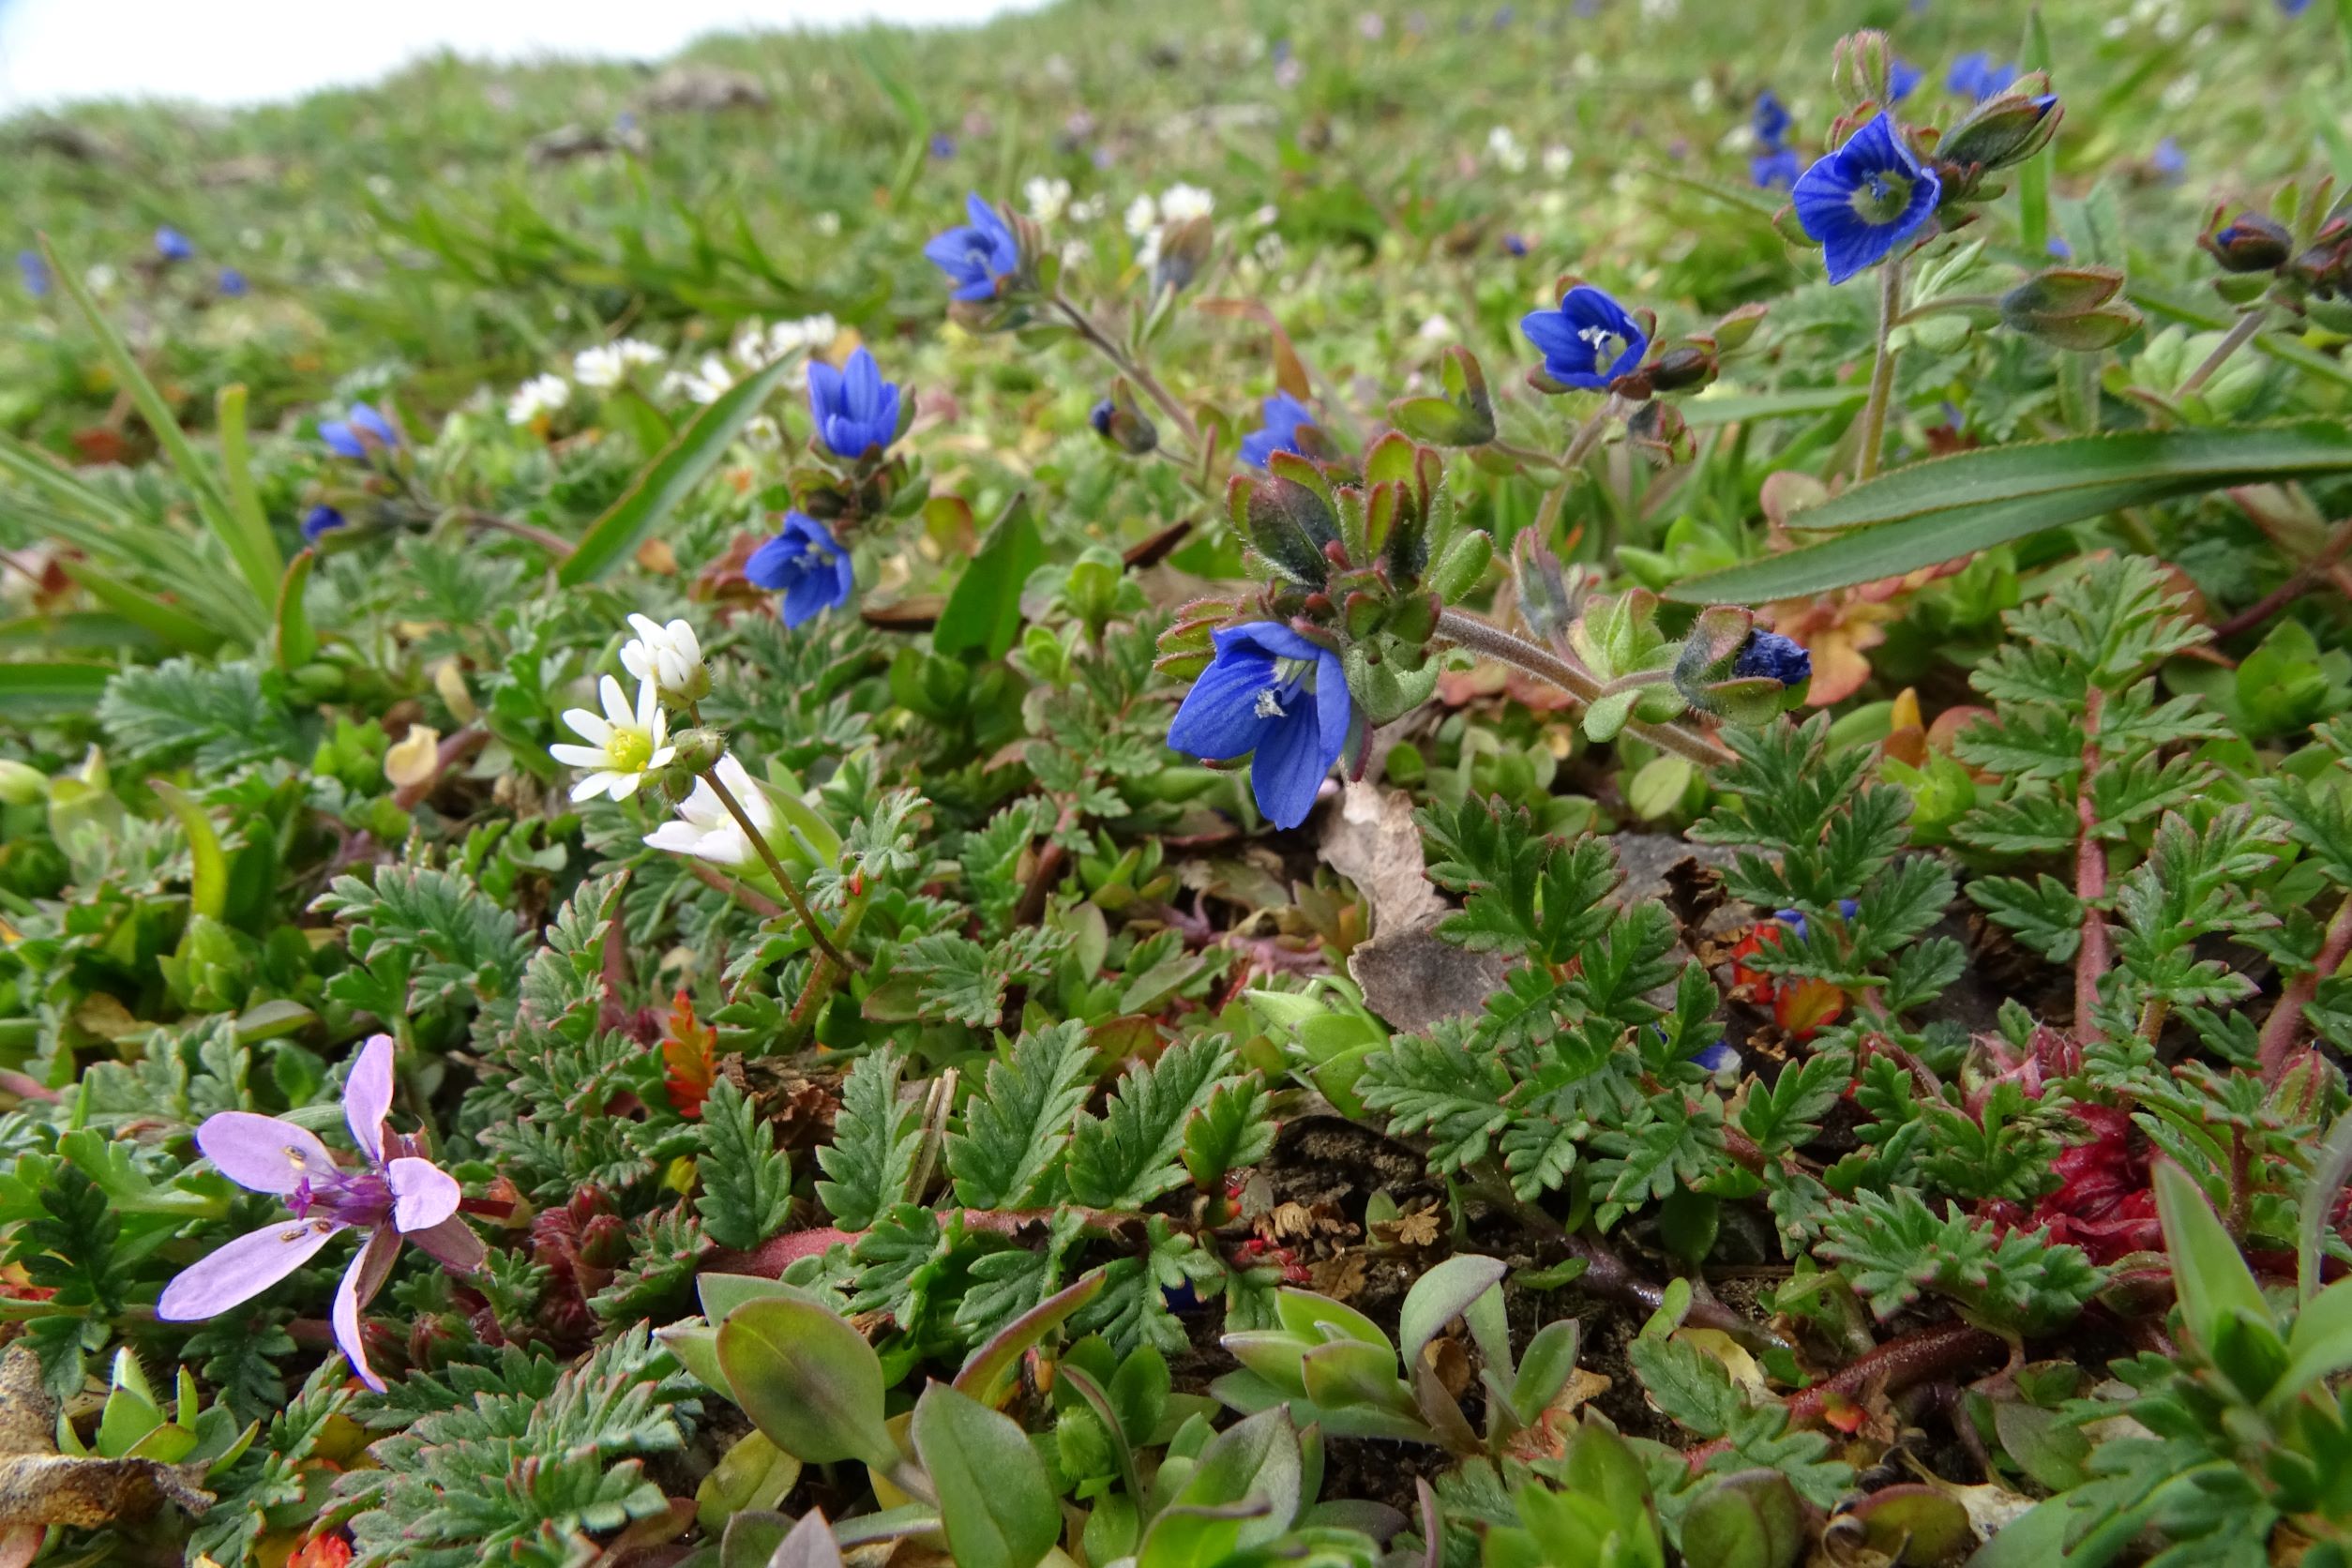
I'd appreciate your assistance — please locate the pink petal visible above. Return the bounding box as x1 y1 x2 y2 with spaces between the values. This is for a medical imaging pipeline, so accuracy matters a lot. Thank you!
405 1214 488 1274
343 1033 397 1166
333 1227 401 1393
386 1157 460 1232
194 1114 337 1195
156 1218 342 1320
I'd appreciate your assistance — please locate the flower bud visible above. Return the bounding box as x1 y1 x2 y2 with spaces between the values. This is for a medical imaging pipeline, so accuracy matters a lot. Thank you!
1089 379 1159 455
1938 83 2060 173
1233 471 1342 587
1428 530 1493 601
1385 345 1496 446
1643 341 1718 395
1998 265 2142 351
1830 29 1897 111
0 760 46 807
669 726 727 776
1153 214 1215 293
2200 211 2292 274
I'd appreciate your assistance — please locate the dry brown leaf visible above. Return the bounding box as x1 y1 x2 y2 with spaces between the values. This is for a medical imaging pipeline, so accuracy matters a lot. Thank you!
0 1345 212 1529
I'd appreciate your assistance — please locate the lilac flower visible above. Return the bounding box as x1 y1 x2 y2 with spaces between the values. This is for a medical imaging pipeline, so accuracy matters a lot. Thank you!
1946 53 2015 101
1239 391 1317 469
1752 147 1802 191
155 226 194 262
301 505 346 543
746 512 854 628
217 267 249 297
1789 112 1941 283
1521 284 1649 391
319 403 400 460
1168 623 1349 830
156 1034 483 1391
923 192 1021 303
808 346 901 460
1732 629 1812 686
18 250 48 298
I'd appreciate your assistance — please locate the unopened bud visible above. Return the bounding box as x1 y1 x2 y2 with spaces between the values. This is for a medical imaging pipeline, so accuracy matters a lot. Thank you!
1939 83 2060 173
1089 379 1159 455
0 760 46 807
2200 212 2292 274
670 727 727 776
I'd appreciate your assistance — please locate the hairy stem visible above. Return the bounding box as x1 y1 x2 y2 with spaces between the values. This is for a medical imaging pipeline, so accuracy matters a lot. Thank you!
2211 516 2352 640
1051 293 1201 448
1682 1320 2003 1470
2073 684 2110 1041
683 858 786 918
451 506 577 558
1433 608 1737 768
2179 306 2268 397
701 767 865 973
2258 890 2352 1083
1855 255 1907 482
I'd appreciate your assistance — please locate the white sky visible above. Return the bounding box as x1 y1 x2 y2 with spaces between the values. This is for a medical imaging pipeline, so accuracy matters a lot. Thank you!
0 0 1045 113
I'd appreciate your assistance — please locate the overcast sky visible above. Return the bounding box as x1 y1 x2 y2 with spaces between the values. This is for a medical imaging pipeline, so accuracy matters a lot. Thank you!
0 0 1044 113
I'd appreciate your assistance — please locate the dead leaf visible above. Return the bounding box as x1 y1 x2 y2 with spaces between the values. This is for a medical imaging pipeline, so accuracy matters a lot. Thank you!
0 1345 212 1528
1323 781 1510 1032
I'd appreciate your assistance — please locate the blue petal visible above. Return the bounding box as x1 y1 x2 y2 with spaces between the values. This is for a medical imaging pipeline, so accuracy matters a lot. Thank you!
1215 622 1321 665
807 357 843 425
1312 647 1351 769
745 532 807 589
1168 649 1275 761
1249 706 1328 829
781 569 839 627
843 348 883 419
319 422 364 460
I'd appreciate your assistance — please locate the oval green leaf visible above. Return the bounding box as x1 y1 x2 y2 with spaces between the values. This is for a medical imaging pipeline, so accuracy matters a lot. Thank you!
910 1382 1061 1568
715 1297 897 1468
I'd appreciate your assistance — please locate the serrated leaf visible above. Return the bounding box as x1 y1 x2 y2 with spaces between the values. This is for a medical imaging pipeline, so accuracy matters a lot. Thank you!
814 1048 923 1230
1066 1036 1240 1210
947 1021 1095 1211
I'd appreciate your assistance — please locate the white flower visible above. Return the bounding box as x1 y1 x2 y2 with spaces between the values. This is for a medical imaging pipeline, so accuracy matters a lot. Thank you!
1486 127 1528 173
1542 144 1574 177
1068 194 1107 223
814 211 842 236
1160 183 1214 222
1416 313 1457 341
643 754 772 867
660 354 735 405
1247 204 1280 229
1123 194 1160 237
620 612 707 703
550 675 675 802
505 373 571 427
787 313 837 354
1024 175 1073 222
574 339 663 390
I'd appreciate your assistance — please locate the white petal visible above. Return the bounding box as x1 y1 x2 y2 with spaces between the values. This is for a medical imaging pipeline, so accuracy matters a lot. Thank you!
634 676 659 732
609 772 643 801
599 674 634 729
647 746 677 768
620 644 653 685
627 612 663 641
571 773 615 803
560 708 612 746
550 743 609 768
645 822 711 855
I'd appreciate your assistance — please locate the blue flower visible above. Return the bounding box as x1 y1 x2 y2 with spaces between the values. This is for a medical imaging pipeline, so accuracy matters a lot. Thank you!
2152 137 2187 181
1771 898 1859 941
1089 399 1116 437
923 192 1020 303
2279 0 2314 13
1751 147 1802 191
301 505 347 543
217 267 248 297
1239 391 1317 470
1694 1040 1740 1074
746 512 854 628
929 132 957 159
17 250 47 298
807 346 901 460
1946 53 2014 101
319 402 400 460
1520 284 1649 391
1789 113 1941 283
1167 622 1349 829
2046 236 2073 260
1733 629 1812 686
1753 90 1791 149
155 226 194 262
1890 58 1922 101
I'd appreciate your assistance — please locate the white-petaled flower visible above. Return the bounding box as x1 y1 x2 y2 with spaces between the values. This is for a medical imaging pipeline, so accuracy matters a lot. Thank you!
620 612 708 703
1486 127 1528 173
506 373 571 427
1024 175 1072 222
660 355 735 404
643 753 772 867
1417 313 1457 341
574 339 663 390
1123 194 1160 237
815 210 842 236
1542 144 1574 177
550 675 675 802
786 313 837 354
1160 183 1214 222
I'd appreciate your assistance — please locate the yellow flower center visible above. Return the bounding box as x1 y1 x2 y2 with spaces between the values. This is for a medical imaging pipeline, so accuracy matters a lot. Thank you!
608 728 655 774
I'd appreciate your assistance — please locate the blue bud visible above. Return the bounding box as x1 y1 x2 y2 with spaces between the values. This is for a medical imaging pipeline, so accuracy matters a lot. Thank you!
1731 629 1812 687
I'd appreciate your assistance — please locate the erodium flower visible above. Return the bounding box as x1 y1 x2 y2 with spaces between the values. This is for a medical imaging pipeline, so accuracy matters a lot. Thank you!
1167 623 1350 830
156 1034 484 1392
1239 390 1318 469
1520 284 1649 391
319 403 400 460
550 674 677 802
643 753 773 867
1789 112 1942 283
746 512 855 628
924 192 1021 302
620 613 708 704
808 346 902 460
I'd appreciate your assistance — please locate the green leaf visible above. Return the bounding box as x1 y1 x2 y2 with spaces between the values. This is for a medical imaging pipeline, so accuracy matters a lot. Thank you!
946 1021 1095 1211
557 354 797 585
1066 1035 1241 1210
934 493 1045 661
152 780 229 923
2152 1160 2272 1357
274 550 318 672
214 384 285 610
1174 1407 1303 1548
716 1297 897 1468
1178 1074 1274 1193
1667 422 2352 604
955 1270 1108 1408
814 1048 923 1230
54 560 226 655
0 661 111 719
912 1382 1062 1568
696 1078 796 1252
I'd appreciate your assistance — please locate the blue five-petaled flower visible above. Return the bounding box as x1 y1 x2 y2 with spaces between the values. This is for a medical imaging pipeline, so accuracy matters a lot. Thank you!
1239 391 1317 469
808 345 901 460
1946 53 2015 101
923 192 1020 303
319 402 400 460
1520 284 1649 392
301 505 347 544
1751 147 1802 192
746 512 855 628
155 225 194 262
1168 623 1349 830
1733 629 1812 686
1789 112 1942 284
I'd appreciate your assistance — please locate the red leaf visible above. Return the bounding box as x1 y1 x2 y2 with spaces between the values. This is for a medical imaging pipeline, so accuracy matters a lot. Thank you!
661 989 718 1119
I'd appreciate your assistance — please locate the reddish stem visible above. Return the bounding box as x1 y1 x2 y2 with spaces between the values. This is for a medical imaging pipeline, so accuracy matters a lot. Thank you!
2073 686 2109 1041
2258 891 2352 1084
1682 1320 2002 1470
2211 518 2352 639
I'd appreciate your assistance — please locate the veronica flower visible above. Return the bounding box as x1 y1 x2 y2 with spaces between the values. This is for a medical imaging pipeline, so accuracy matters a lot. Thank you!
923 193 1020 303
2151 137 2187 182
644 753 772 867
1752 90 1791 149
1751 147 1802 191
574 339 664 390
1167 623 1349 830
301 505 347 544
1239 391 1318 469
1789 113 1941 283
319 403 400 460
156 1034 483 1392
155 226 194 262
620 612 707 703
550 675 676 802
1946 53 2015 101
1694 1040 1740 1074
808 346 901 460
217 267 248 297
17 250 47 298
929 132 957 159
1732 629 1812 686
1890 58 1922 101
506 373 572 427
746 512 854 628
1520 284 1649 391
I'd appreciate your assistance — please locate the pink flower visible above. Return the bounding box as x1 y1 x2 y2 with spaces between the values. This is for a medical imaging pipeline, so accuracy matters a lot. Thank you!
156 1034 484 1391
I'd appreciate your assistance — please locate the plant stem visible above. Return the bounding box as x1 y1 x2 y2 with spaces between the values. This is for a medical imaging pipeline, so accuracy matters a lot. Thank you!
1681 1320 2002 1471
2073 685 2110 1042
1892 292 2002 325
1531 399 1621 539
450 506 577 558
1432 607 1737 768
2179 306 2267 397
701 766 865 973
2211 516 2352 640
1486 438 1564 471
1050 293 1200 449
682 858 786 918
1855 255 1907 482
2258 890 2352 1083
